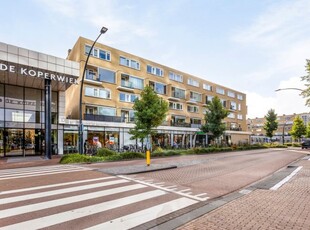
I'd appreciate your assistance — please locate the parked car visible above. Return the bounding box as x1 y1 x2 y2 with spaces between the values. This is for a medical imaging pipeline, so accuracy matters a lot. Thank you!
301 140 310 149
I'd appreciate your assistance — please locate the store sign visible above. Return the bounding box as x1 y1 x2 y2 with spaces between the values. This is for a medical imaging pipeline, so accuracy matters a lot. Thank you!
0 62 78 85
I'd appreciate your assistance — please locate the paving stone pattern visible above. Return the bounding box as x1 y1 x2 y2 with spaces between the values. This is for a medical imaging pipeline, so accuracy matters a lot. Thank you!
178 160 310 230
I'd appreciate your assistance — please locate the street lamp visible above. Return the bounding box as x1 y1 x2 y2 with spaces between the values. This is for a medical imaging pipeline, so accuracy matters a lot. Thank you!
78 26 108 154
275 87 304 144
275 88 303 92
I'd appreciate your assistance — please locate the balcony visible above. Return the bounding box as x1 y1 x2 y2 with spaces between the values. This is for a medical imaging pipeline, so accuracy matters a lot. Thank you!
171 122 191 127
191 124 202 128
84 114 124 123
117 80 135 92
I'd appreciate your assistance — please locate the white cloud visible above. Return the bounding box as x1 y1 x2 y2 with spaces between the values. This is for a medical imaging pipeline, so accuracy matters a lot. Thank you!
247 76 308 118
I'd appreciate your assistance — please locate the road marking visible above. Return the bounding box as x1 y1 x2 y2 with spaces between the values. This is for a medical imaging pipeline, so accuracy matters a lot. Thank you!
1 179 129 204
239 189 252 195
0 165 88 175
0 190 166 230
270 166 303 191
0 184 146 218
0 176 115 195
85 197 198 230
118 175 209 201
0 165 92 180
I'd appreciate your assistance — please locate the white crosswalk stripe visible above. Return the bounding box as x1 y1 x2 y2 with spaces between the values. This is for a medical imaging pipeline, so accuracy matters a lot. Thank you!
0 167 199 229
0 165 92 180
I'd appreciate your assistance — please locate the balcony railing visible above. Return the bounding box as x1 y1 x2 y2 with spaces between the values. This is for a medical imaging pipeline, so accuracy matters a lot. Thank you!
84 114 124 123
171 122 191 127
121 80 134 88
191 124 202 128
171 92 185 99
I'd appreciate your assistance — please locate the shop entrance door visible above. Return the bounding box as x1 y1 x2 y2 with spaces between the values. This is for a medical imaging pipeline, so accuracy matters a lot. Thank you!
3 128 44 157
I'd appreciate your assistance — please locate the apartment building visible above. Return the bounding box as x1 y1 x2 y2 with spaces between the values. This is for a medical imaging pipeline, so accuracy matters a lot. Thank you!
65 37 249 149
247 112 310 143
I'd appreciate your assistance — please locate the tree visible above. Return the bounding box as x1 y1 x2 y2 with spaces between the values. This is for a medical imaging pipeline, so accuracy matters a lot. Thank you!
129 86 169 145
200 96 229 141
263 109 278 139
305 122 310 138
290 116 306 141
301 59 310 105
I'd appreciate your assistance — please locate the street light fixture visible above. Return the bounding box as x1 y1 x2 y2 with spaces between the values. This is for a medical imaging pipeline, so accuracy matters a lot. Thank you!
275 88 303 92
275 87 304 144
78 26 108 154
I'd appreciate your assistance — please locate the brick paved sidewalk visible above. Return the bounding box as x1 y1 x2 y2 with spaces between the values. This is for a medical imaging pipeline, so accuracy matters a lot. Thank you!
178 159 310 230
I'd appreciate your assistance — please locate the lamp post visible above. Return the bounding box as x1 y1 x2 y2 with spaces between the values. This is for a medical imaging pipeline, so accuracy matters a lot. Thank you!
275 87 304 144
78 26 108 154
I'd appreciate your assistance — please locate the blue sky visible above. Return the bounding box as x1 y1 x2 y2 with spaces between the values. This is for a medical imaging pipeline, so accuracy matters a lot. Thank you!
1 0 309 118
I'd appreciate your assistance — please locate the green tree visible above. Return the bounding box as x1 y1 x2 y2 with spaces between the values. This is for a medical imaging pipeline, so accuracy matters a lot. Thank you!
263 109 278 139
301 59 310 105
200 96 229 141
305 122 310 138
290 116 306 141
129 86 169 145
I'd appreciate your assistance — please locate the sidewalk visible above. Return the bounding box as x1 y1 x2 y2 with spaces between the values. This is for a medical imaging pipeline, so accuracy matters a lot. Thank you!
178 156 310 230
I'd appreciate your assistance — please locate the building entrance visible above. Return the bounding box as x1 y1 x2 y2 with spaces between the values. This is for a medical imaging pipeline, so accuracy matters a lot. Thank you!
1 128 44 157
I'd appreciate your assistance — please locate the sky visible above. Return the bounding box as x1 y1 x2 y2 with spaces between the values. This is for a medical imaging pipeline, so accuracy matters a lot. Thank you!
1 0 309 118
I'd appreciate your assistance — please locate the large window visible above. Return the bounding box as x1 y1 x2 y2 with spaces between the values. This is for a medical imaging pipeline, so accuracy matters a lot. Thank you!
187 78 199 87
171 87 185 99
120 56 140 70
206 95 214 104
169 72 183 82
216 87 225 95
169 102 183 110
99 68 115 83
187 105 199 113
149 81 166 95
203 83 212 91
190 92 202 102
228 91 235 98
230 101 237 110
85 45 111 61
119 93 139 103
147 65 163 77
121 74 144 90
85 87 111 99
237 94 243 100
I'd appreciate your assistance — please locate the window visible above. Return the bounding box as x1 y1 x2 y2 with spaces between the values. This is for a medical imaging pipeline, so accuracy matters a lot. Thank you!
86 69 98 81
190 92 202 102
230 101 237 110
147 65 163 77
238 114 243 120
171 87 185 99
228 113 235 119
119 93 139 103
98 106 116 116
187 78 199 87
169 102 183 110
187 105 199 113
121 74 144 89
238 103 241 111
149 81 166 95
216 87 225 95
206 95 214 104
169 72 183 82
203 83 212 91
85 87 111 99
120 56 140 70
228 91 235 98
237 94 243 100
85 45 111 61
98 68 115 83
220 99 227 107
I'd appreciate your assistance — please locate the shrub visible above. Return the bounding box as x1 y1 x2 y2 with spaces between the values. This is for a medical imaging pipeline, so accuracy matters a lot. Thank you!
60 154 104 164
292 143 301 147
96 148 116 157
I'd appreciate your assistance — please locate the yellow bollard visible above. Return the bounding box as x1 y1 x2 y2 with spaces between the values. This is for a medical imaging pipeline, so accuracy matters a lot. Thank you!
146 150 151 166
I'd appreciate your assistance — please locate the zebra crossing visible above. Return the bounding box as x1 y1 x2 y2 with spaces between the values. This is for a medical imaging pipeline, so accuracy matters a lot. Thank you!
0 164 92 180
0 166 199 229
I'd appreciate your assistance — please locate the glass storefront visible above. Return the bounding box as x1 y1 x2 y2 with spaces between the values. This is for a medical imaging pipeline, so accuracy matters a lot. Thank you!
0 84 58 157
